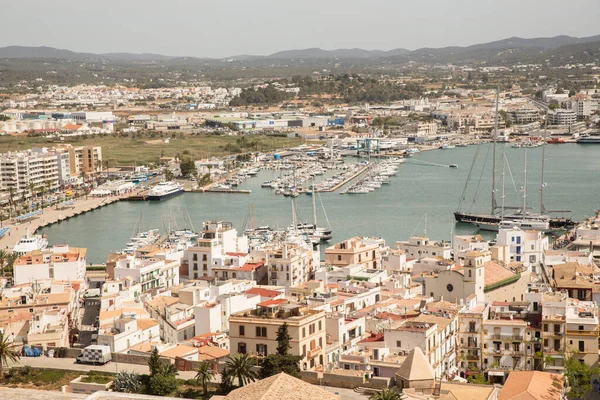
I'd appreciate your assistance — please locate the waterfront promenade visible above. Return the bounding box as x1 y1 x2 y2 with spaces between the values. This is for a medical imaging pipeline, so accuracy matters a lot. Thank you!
0 195 121 250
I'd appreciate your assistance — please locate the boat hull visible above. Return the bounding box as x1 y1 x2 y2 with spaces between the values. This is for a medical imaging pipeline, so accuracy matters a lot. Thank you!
147 189 184 201
454 211 574 229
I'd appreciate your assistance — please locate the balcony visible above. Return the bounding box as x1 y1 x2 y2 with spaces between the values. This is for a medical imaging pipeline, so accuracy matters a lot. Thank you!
566 330 599 336
306 347 322 359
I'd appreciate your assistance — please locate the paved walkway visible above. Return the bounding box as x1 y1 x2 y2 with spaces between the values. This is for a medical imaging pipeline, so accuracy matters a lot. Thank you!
0 195 121 251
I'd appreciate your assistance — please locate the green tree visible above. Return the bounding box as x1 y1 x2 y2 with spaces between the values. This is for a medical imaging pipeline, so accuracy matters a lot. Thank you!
164 169 175 181
276 322 292 355
369 387 402 400
148 347 162 376
260 322 301 379
548 103 560 110
180 158 197 178
148 373 177 396
0 250 7 279
468 373 489 384
564 353 600 399
221 353 258 388
0 332 19 377
195 361 215 399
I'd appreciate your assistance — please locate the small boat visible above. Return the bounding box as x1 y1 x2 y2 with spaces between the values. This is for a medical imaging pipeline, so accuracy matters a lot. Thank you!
449 164 458 168
547 137 566 144
440 144 456 149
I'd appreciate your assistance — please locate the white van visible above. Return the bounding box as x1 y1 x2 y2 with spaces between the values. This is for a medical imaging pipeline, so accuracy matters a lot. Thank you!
76 345 112 365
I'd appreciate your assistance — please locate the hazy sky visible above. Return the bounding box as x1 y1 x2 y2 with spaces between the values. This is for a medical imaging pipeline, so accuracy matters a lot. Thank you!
2 0 599 58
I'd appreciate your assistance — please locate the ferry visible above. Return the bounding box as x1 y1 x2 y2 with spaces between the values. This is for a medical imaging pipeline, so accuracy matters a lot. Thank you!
13 232 49 256
147 181 184 201
576 135 600 144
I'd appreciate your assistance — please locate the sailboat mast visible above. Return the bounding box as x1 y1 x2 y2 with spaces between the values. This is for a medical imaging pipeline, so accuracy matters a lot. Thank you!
522 149 528 213
291 197 297 235
501 154 506 219
541 113 547 214
311 178 317 228
491 88 500 214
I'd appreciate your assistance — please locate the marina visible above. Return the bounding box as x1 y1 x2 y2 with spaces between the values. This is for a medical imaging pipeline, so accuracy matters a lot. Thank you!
32 143 600 264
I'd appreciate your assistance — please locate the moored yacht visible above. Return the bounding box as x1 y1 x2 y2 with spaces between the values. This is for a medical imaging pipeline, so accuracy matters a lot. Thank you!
147 181 184 201
13 232 49 256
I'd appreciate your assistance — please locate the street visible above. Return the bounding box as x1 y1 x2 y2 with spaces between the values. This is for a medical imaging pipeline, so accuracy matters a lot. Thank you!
9 356 369 399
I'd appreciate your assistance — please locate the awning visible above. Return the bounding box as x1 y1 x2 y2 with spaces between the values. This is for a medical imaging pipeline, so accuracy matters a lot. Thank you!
488 370 507 376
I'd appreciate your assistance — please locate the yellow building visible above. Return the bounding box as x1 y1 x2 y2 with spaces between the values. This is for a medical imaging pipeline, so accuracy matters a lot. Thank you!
229 302 326 370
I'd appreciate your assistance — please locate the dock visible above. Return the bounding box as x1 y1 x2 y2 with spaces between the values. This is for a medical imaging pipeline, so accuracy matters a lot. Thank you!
120 194 148 201
205 189 252 194
318 165 370 193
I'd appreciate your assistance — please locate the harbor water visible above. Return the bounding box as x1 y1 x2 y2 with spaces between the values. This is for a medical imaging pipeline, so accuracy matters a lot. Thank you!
39 143 600 264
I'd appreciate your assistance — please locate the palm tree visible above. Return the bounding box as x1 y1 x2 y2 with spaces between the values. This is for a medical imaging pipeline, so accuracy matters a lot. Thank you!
27 183 37 209
0 250 7 279
369 388 402 400
0 332 19 377
221 354 258 387
195 361 215 398
4 253 17 285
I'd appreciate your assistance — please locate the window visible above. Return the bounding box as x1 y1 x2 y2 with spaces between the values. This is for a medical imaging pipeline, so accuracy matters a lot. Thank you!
337 255 342 261
193 254 198 261
354 365 359 370
579 341 585 352
446 284 454 292
504 343 510 350
543 324 548 332
318 321 322 331
256 327 267 337
238 342 247 354
303 345 306 356
579 325 584 331
257 344 267 355
239 326 245 336
319 337 322 348
468 270 472 278
344 364 350 370
302 327 306 338
396 340 402 347
533 302 539 312
202 254 207 261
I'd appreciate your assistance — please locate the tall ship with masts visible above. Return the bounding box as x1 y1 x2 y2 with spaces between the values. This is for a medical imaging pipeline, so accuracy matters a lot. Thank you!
454 90 575 230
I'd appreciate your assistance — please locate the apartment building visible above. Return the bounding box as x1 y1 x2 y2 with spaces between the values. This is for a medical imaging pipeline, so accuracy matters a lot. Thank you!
570 97 600 118
325 237 385 269
229 303 326 370
395 236 452 261
552 262 594 301
108 253 179 294
184 221 249 279
493 227 548 270
0 149 59 202
457 299 489 377
264 240 315 287
453 235 489 264
547 109 577 126
385 301 461 379
63 145 103 175
506 106 540 124
145 295 196 344
96 317 160 353
565 298 599 366
13 245 87 286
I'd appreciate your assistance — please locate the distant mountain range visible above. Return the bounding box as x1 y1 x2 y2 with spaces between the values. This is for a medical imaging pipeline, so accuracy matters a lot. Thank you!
0 35 599 73
1 35 599 63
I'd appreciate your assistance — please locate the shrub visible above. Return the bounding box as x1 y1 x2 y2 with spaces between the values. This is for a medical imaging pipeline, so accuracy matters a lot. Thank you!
114 371 142 393
148 373 178 396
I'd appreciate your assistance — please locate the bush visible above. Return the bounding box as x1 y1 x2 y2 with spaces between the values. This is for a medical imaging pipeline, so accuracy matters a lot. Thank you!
114 371 142 393
148 373 178 396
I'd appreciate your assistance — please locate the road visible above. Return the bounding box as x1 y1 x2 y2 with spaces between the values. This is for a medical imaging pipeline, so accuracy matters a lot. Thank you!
10 355 198 380
10 356 370 400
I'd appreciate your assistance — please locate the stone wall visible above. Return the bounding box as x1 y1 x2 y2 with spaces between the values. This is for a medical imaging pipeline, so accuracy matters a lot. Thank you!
299 371 390 389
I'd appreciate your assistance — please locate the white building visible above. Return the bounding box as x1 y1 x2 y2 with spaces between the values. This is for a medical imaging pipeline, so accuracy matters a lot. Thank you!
13 245 87 286
493 228 549 271
395 236 452 260
96 317 160 353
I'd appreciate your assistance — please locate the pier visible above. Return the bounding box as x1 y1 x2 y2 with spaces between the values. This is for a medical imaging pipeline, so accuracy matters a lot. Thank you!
318 165 370 193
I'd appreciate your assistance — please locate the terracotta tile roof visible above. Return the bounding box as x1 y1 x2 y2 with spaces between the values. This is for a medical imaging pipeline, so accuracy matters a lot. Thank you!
224 372 340 400
483 261 516 287
258 299 288 307
136 319 159 330
145 296 179 309
358 333 384 343
235 261 265 272
197 346 230 360
245 288 282 298
498 371 564 400
160 345 197 359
